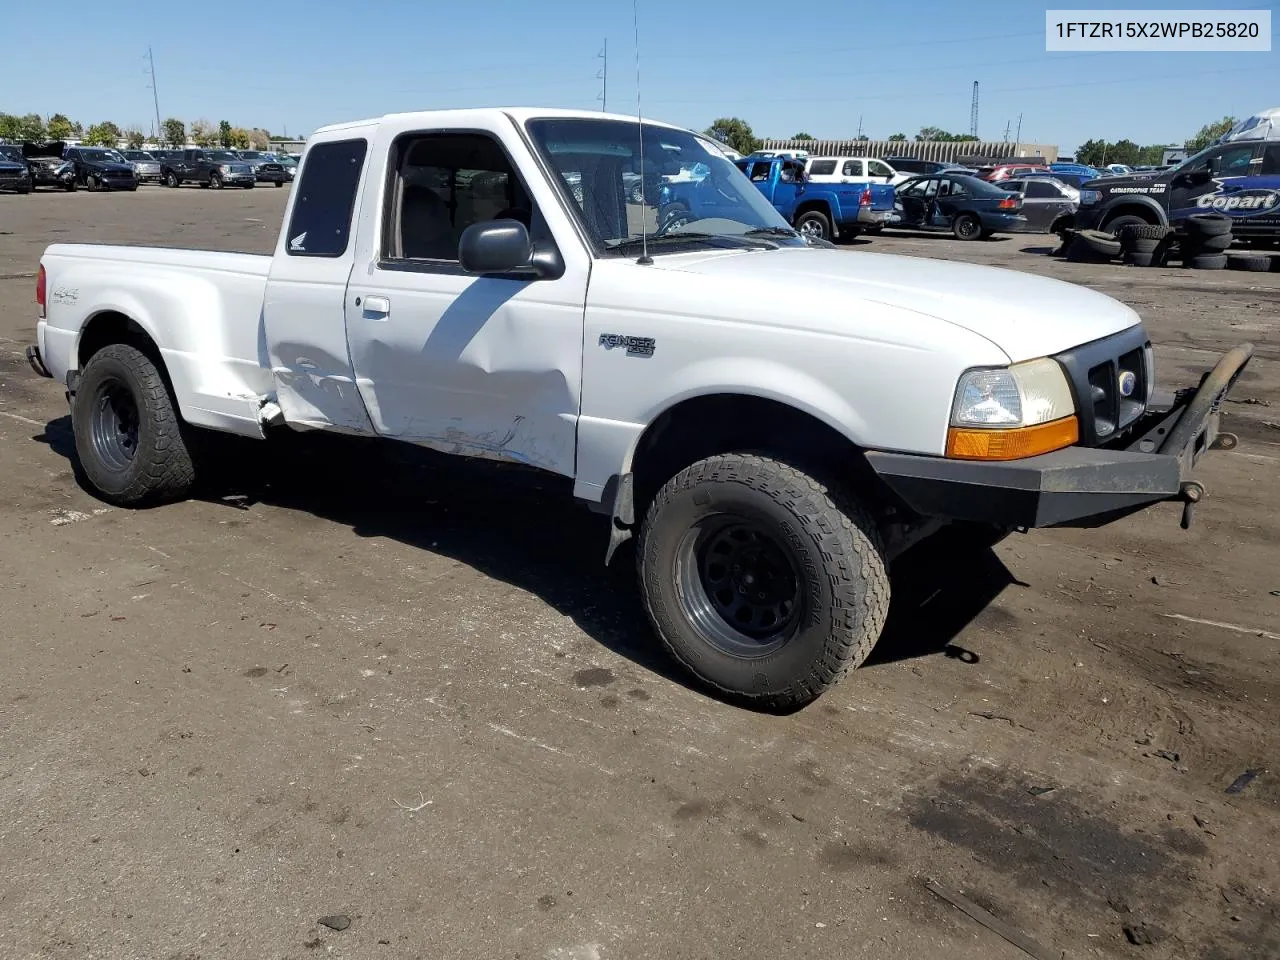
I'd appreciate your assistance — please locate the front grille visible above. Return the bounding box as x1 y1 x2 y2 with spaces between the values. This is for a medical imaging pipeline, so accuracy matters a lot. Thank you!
1054 326 1152 446
0 168 21 180
261 163 281 171
105 169 132 178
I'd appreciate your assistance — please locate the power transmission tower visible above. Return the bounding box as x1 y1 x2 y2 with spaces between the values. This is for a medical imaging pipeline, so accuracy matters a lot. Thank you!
1015 112 1023 145
856 114 864 139
597 40 608 112
145 46 163 146
969 80 979 138
1003 119 1011 142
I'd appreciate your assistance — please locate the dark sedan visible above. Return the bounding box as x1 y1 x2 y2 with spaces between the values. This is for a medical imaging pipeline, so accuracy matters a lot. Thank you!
0 145 33 193
886 174 1027 240
65 146 139 191
995 177 1079 235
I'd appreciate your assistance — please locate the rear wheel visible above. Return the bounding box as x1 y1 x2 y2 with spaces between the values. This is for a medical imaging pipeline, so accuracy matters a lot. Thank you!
795 209 833 242
638 453 889 711
72 344 197 506
273 180 283 188
952 212 982 241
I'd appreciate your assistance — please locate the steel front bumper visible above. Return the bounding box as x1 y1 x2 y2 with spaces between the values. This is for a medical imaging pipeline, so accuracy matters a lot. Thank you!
867 344 1253 530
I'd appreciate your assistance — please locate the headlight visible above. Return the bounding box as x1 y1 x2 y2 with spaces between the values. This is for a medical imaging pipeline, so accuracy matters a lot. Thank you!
947 358 1078 460
1079 189 1101 205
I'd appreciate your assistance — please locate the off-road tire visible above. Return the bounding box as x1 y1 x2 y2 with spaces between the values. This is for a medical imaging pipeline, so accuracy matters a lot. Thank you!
1227 253 1272 272
1104 214 1151 236
1120 223 1170 242
638 453 889 711
1186 213 1232 238
1186 252 1228 270
1189 233 1232 252
72 344 196 506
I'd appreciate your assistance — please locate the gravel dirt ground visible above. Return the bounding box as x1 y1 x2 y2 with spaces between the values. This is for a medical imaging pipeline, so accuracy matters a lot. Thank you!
0 188 1276 960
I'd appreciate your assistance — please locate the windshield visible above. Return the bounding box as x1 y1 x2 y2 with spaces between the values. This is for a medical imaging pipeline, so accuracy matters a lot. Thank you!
207 151 238 162
126 152 155 161
1168 144 1219 174
81 149 126 163
0 145 22 161
525 117 800 255
239 152 264 159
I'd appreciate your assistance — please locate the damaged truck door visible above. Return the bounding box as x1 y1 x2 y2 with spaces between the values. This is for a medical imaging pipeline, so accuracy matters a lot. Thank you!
341 119 587 473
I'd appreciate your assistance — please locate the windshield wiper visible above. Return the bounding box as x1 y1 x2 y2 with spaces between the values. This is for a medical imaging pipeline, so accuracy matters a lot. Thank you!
744 226 799 239
609 232 773 253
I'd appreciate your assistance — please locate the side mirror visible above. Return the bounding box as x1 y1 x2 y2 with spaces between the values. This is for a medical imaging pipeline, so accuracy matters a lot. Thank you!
458 219 564 280
459 219 533 275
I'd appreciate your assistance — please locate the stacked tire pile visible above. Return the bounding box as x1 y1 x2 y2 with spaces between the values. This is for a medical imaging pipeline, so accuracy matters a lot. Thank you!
1179 214 1232 270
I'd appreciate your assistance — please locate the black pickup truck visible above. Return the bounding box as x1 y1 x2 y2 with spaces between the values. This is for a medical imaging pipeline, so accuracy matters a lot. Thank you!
160 149 256 189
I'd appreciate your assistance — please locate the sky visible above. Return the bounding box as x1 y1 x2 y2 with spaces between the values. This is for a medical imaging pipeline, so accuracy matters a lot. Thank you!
3 0 1278 154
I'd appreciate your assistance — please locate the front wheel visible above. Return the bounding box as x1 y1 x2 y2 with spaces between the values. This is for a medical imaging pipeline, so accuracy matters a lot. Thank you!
65 179 77 192
165 171 180 187
953 212 982 241
638 454 890 711
85 175 98 192
273 180 283 188
209 172 223 190
72 344 197 506
795 209 833 242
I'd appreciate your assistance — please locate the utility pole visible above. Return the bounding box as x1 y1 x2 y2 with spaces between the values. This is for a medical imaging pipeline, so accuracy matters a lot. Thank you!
145 46 162 146
1003 119 1011 142
969 80 979 138
1014 112 1023 146
597 39 608 112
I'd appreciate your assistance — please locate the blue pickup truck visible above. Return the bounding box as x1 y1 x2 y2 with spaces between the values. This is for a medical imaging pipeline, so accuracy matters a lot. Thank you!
659 155 894 242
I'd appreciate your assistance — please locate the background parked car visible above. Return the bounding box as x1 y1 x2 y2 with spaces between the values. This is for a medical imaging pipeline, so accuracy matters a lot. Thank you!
233 150 289 186
121 149 163 184
20 141 76 191
1049 161 1102 180
65 146 138 191
882 157 971 177
996 177 1079 235
0 144 34 193
161 149 255 189
278 155 298 180
974 163 1053 182
804 156 911 186
887 173 1026 239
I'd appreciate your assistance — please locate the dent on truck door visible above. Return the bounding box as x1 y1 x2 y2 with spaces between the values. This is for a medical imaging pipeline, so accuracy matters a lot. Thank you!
343 129 587 476
263 136 376 433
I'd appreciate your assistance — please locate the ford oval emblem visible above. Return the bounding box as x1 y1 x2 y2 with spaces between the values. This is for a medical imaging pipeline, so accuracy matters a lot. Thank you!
1118 370 1137 397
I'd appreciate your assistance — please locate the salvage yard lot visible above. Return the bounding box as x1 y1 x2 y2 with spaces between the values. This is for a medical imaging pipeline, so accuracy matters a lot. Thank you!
0 188 1277 960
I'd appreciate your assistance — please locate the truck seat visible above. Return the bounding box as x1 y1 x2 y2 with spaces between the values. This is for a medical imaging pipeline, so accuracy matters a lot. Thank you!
401 184 456 260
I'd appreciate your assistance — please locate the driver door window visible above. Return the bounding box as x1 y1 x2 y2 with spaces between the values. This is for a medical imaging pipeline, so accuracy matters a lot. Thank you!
1214 145 1256 177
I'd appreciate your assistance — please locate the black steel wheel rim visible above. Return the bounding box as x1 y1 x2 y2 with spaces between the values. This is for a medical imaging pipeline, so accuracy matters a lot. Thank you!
957 215 979 239
675 515 803 658
89 378 140 472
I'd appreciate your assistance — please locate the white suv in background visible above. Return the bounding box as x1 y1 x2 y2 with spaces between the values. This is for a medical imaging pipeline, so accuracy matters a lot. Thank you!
804 156 910 185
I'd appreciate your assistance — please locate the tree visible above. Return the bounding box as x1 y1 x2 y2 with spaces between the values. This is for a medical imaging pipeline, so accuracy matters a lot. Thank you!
792 132 815 141
1185 116 1236 152
0 114 18 140
189 119 217 147
70 120 84 137
887 132 907 141
83 122 121 146
162 117 186 148
17 113 46 141
1076 138 1107 167
47 113 75 141
229 127 251 149
916 126 978 142
704 117 760 156
218 119 233 148
125 128 145 149
248 128 271 151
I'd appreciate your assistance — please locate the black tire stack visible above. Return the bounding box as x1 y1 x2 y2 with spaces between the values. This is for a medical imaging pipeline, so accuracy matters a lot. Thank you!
1119 224 1171 267
1179 214 1232 270
1226 252 1274 272
1066 229 1120 263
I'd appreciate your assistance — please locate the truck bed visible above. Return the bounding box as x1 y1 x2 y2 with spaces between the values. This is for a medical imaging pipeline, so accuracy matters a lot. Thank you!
39 244 277 436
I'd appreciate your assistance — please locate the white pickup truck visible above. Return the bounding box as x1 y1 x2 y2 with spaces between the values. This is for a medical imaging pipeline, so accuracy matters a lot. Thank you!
27 107 1252 710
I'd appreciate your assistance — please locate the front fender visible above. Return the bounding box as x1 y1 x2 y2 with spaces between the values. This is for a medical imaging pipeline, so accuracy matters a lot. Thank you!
1098 193 1167 226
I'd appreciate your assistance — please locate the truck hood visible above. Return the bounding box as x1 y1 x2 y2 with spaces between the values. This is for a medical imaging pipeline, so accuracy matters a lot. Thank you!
652 247 1140 362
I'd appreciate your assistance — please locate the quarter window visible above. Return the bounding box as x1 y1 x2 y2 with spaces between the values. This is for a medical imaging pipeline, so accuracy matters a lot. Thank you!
842 160 862 176
1025 181 1058 198
285 139 368 258
1262 145 1280 175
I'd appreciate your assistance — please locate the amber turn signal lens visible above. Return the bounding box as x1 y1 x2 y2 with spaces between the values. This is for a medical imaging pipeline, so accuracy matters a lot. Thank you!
946 416 1079 461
